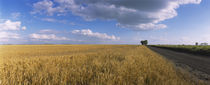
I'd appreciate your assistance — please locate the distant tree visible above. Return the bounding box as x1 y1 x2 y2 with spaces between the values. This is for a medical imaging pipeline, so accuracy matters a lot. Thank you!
145 40 148 45
195 42 198 46
140 41 144 45
141 40 148 45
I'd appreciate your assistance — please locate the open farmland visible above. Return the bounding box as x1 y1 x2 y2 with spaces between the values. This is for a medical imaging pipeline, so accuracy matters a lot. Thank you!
151 45 210 56
0 45 199 85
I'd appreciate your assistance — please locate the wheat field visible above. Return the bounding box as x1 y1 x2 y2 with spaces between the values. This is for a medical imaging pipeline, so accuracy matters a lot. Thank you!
0 45 197 85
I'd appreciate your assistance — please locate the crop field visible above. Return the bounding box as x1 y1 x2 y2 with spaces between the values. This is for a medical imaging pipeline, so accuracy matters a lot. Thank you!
0 45 198 85
152 45 210 56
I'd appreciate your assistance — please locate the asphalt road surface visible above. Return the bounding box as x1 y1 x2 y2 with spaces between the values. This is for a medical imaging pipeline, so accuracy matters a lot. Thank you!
148 46 210 81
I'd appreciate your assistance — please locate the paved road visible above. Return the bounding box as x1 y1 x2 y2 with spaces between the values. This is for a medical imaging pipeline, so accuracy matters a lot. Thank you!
148 46 210 81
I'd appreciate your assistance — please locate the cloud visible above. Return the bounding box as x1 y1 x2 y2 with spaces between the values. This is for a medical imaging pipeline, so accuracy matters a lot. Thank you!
22 26 27 30
0 20 26 31
0 31 20 41
41 18 68 24
41 18 57 22
41 18 77 25
31 0 201 30
117 23 167 30
0 19 26 42
31 0 65 16
72 29 120 40
39 29 59 34
11 12 21 19
29 33 69 40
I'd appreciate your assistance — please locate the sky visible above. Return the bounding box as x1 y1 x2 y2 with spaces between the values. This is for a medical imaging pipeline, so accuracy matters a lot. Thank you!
0 0 210 45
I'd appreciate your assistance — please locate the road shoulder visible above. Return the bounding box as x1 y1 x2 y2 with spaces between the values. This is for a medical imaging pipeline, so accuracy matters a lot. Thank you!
148 46 210 84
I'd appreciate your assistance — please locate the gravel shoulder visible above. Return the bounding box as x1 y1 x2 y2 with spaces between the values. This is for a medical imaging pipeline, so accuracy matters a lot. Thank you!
148 46 210 83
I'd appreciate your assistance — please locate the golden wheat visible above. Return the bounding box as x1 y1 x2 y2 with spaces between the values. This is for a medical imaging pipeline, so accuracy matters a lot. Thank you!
0 45 197 85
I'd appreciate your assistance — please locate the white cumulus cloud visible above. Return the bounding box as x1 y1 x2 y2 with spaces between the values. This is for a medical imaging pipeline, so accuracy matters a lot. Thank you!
30 33 69 40
31 0 201 30
31 0 65 16
22 26 27 30
72 29 120 40
0 31 20 41
0 20 26 31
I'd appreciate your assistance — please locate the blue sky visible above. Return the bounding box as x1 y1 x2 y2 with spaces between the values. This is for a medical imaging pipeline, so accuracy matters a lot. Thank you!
0 0 210 45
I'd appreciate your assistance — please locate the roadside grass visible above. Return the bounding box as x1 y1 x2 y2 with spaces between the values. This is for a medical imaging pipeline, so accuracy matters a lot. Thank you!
0 45 200 85
151 45 210 56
